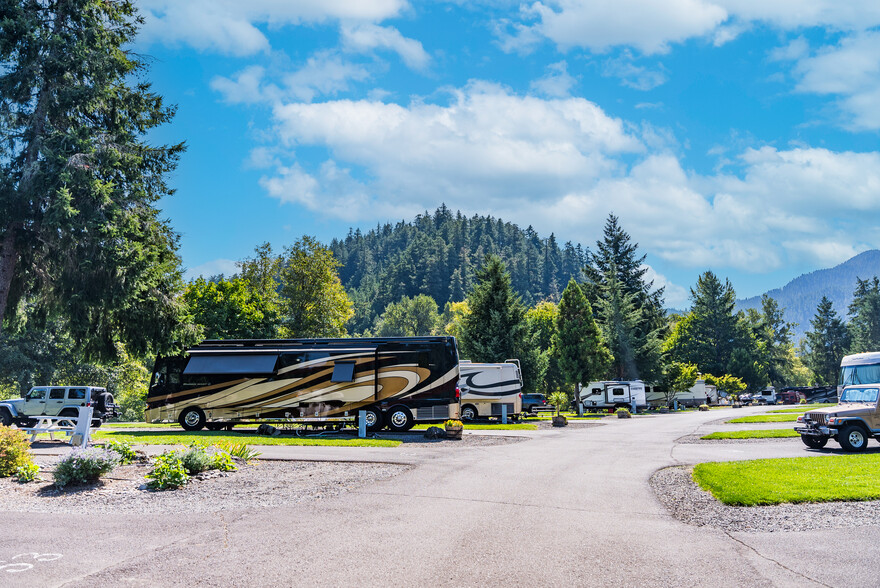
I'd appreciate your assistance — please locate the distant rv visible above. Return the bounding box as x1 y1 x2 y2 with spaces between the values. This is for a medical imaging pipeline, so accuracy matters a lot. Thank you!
645 379 718 407
146 337 461 433
579 381 648 411
458 360 523 420
839 352 880 397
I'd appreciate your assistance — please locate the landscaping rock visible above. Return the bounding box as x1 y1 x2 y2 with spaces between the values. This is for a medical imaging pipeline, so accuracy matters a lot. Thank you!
256 424 280 437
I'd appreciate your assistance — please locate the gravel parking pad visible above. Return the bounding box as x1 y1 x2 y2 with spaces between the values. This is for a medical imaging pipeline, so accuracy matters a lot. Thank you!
0 457 408 515
651 465 880 533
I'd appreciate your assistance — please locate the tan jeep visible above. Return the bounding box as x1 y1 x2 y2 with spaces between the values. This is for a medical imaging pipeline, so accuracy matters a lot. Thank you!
795 384 880 452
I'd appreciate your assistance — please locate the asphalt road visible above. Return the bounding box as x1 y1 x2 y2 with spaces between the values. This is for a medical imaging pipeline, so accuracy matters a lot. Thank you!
4 407 877 587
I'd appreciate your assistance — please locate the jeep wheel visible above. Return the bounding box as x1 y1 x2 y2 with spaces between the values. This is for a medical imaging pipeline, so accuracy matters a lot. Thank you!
838 425 869 452
0 408 11 427
801 434 828 449
179 407 207 431
58 408 79 427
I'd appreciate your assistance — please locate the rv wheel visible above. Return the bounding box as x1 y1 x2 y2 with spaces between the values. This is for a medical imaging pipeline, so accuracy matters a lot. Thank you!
362 408 384 433
461 405 477 421
179 407 206 431
386 407 414 432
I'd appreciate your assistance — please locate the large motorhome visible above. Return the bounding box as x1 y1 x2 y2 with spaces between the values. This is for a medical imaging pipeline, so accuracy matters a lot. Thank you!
146 337 461 433
579 381 648 411
458 360 523 420
839 352 880 397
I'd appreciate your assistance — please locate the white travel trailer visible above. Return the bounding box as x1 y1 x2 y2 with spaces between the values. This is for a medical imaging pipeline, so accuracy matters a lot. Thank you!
458 360 523 420
839 352 880 397
579 381 647 411
645 379 718 407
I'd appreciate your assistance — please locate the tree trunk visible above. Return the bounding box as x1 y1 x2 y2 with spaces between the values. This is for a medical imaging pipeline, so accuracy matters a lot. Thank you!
0 225 18 335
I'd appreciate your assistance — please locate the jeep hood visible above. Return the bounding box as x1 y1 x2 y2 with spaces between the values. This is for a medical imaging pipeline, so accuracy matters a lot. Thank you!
807 404 874 417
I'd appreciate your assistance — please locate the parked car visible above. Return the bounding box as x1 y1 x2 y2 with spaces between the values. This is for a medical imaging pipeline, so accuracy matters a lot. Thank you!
521 393 550 414
0 386 117 429
795 384 880 452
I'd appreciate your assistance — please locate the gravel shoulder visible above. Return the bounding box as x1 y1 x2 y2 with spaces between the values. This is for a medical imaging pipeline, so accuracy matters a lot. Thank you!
651 465 880 533
0 456 408 515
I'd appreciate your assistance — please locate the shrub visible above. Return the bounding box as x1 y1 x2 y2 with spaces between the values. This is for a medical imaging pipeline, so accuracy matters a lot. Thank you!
105 439 137 464
179 444 213 475
698 404 709 411
146 452 189 490
616 408 632 419
214 441 261 463
15 462 40 483
0 426 34 477
210 450 237 472
799 398 807 404
54 447 119 489
548 391 569 416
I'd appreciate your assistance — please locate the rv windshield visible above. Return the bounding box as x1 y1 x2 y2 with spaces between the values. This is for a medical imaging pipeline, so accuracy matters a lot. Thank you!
839 364 880 386
840 387 879 403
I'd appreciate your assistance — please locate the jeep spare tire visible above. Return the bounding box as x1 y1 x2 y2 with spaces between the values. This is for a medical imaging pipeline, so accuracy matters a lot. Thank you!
98 393 114 413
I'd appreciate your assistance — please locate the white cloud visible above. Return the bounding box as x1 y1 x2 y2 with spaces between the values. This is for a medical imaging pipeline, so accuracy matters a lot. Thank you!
601 53 667 90
530 61 577 97
716 0 880 31
251 82 880 275
185 259 240 281
789 31 880 130
522 0 727 55
211 53 371 104
137 0 408 55
340 23 431 70
641 265 690 308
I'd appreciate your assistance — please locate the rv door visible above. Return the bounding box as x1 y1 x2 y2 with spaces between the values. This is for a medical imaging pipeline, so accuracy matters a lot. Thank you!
606 385 630 404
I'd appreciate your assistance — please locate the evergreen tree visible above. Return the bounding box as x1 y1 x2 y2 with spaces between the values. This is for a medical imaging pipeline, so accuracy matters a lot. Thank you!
749 295 796 387
459 255 526 362
848 277 880 353
804 296 851 385
586 214 664 380
675 271 739 376
552 279 611 397
0 0 187 358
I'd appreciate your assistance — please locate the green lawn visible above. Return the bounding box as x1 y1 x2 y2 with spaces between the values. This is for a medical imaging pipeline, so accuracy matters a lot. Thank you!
412 423 537 430
693 454 880 506
92 430 401 447
768 404 835 413
701 429 800 439
104 422 178 428
727 414 800 423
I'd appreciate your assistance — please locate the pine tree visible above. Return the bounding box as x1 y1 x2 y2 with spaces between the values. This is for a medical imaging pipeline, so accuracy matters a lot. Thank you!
459 255 526 362
597 263 648 380
682 271 740 376
804 296 851 385
552 279 611 397
0 0 187 359
586 214 664 380
848 277 880 353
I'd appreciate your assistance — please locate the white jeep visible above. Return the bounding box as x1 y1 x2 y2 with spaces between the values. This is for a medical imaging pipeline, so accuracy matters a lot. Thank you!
0 386 118 429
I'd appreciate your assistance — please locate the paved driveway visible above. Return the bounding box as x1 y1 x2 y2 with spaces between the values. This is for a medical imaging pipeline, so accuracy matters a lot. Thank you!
3 408 876 587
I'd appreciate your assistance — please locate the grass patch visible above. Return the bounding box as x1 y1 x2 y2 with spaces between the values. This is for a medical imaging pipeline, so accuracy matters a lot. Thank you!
701 429 799 439
727 414 800 423
412 423 537 430
693 454 880 506
104 422 178 429
93 430 401 447
768 404 835 413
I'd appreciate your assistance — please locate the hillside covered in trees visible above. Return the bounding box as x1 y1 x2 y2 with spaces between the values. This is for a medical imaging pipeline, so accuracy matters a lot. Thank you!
330 205 590 333
737 250 880 342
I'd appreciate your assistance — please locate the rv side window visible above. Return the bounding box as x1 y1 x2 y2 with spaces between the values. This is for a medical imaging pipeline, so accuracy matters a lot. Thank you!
591 388 602 395
612 388 625 396
331 361 356 383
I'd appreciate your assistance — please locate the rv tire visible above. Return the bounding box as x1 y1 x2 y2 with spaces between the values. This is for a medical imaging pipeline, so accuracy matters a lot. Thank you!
386 406 414 432
461 405 478 421
362 408 384 433
179 407 207 431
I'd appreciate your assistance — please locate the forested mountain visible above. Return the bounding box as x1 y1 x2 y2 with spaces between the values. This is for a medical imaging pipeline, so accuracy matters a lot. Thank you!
330 205 590 333
737 250 880 343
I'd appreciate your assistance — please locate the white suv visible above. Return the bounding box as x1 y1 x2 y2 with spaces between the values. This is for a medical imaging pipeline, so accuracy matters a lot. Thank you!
0 386 117 428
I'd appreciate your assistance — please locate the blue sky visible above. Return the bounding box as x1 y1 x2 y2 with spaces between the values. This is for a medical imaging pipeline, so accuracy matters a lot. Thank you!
134 0 880 308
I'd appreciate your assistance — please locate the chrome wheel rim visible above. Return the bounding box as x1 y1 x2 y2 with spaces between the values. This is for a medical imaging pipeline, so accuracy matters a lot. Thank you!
365 411 377 427
849 430 864 446
184 411 200 427
463 408 475 420
390 411 407 427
